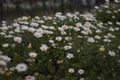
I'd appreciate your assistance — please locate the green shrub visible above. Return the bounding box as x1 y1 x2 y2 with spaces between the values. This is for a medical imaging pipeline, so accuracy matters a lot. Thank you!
0 12 120 80
95 3 120 25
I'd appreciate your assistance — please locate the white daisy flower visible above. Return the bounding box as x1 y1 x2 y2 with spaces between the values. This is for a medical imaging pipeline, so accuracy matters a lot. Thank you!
96 29 102 33
114 10 118 13
65 37 72 41
95 35 101 39
30 22 39 27
77 50 80 52
62 25 69 30
108 50 116 56
29 52 37 58
0 32 6 36
105 0 110 2
9 67 15 71
106 10 111 14
78 69 84 75
34 32 42 38
58 27 64 31
47 17 52 20
80 78 85 80
15 63 28 72
51 43 56 48
38 20 44 24
21 25 28 30
76 23 82 27
0 55 11 61
94 6 99 9
14 37 22 43
69 26 73 29
28 28 35 33
81 30 89 35
40 44 48 51
99 46 105 52
114 0 120 3
4 35 13 38
55 36 62 41
41 25 49 29
25 75 36 80
118 46 120 49
116 22 120 25
22 16 28 20
13 23 19 27
112 16 115 19
74 27 80 31
0 60 7 66
55 12 62 17
66 53 74 59
115 27 119 31
49 40 54 44
109 27 115 32
49 26 55 30
35 16 40 20
14 28 21 33
2 43 9 48
68 68 75 73
36 28 44 33
108 22 113 25
66 13 73 17
87 37 95 43
9 31 14 34
104 39 111 42
64 45 72 50
27 43 32 49
60 31 67 35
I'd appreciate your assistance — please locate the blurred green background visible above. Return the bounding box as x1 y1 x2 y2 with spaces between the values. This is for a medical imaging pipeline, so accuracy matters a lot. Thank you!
0 0 114 23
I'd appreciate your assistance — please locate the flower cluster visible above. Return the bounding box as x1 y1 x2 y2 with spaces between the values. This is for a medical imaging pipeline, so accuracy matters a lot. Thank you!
95 1 120 24
0 51 11 74
0 6 120 80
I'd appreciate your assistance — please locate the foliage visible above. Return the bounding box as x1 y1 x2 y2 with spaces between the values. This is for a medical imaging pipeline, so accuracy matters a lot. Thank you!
95 3 120 24
0 6 120 80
